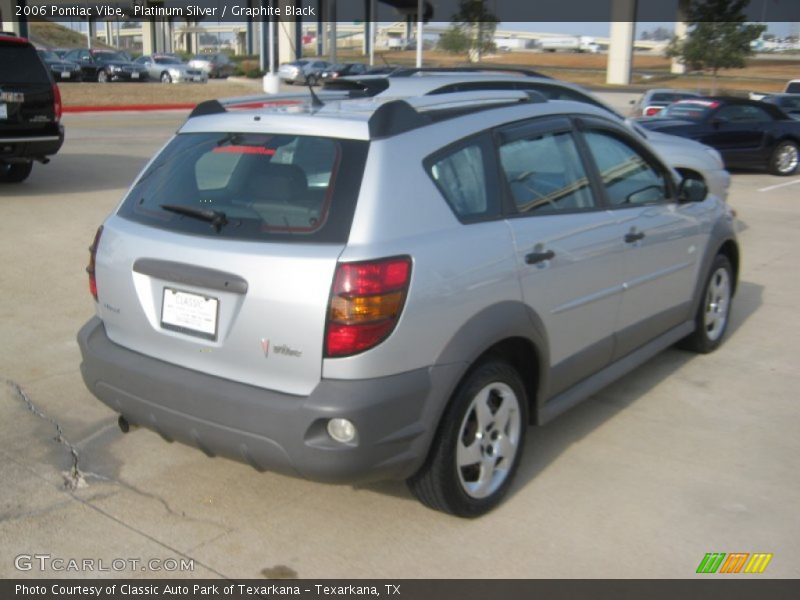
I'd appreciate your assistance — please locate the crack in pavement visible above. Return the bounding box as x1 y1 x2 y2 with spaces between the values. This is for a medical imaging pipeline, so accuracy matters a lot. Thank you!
6 379 86 490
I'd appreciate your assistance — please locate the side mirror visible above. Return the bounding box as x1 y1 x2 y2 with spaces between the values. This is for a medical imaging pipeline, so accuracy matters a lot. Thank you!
679 177 708 203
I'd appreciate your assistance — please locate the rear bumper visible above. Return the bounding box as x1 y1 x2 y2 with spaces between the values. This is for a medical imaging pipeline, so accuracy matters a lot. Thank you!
78 317 462 483
0 126 64 161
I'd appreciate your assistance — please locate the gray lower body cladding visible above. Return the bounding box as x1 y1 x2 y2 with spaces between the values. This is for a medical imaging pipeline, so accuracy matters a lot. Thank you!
77 318 463 483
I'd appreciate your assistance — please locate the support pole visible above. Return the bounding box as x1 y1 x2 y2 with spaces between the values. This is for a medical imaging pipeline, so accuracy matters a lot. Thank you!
415 0 423 68
606 0 636 85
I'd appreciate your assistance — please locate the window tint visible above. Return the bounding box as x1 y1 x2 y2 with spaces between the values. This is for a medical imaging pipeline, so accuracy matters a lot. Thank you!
715 104 772 123
118 132 368 243
498 130 596 214
0 45 50 83
583 131 668 206
429 142 495 220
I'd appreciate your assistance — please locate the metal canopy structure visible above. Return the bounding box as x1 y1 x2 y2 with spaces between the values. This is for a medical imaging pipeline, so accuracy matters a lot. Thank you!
1 0 684 85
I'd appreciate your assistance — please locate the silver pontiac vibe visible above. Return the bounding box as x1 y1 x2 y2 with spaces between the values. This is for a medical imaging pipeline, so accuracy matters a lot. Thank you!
78 89 739 517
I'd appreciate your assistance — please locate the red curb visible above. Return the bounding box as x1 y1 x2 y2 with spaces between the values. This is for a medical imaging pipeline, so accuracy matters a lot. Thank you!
64 104 196 113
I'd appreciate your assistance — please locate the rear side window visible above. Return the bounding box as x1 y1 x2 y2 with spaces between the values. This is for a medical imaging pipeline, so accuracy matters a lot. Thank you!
0 44 50 83
118 132 368 243
426 136 500 222
786 82 800 93
499 130 596 214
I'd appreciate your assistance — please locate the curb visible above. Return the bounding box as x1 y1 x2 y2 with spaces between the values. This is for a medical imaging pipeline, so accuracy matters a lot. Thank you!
64 103 196 113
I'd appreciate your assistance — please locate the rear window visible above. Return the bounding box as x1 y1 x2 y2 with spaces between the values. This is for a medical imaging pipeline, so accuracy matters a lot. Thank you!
660 101 716 120
0 44 50 83
118 132 368 244
650 92 697 103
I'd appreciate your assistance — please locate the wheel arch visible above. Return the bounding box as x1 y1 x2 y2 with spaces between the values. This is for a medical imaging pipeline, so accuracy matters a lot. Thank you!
433 301 550 427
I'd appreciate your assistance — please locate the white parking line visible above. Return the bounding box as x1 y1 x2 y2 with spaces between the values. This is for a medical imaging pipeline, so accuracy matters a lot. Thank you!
758 178 800 192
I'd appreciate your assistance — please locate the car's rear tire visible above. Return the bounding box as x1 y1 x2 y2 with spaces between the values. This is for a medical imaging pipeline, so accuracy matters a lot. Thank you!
407 360 528 517
0 161 33 183
160 72 172 84
769 140 799 176
680 254 733 354
97 70 109 83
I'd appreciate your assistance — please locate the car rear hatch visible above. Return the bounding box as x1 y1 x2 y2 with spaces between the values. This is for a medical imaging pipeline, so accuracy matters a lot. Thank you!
96 130 368 396
0 38 58 138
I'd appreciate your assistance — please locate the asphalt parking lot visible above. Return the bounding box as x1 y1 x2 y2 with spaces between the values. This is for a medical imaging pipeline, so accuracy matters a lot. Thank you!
1 109 799 579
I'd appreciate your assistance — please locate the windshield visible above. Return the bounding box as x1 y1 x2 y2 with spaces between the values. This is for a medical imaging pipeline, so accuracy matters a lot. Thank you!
93 51 126 63
155 57 182 65
118 132 368 243
659 101 717 120
776 96 800 112
38 50 60 61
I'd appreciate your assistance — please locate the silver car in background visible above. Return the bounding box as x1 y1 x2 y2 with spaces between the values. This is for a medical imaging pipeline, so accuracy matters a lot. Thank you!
134 55 208 84
278 59 331 85
325 71 731 202
188 53 234 79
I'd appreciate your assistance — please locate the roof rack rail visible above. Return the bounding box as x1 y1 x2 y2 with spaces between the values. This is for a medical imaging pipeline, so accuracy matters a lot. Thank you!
388 67 552 80
368 90 545 138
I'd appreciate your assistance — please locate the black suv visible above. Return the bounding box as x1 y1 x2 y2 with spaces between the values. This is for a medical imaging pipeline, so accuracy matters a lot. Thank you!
0 35 64 183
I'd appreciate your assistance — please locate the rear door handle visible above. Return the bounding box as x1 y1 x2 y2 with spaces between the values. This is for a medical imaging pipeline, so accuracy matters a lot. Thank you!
525 250 555 265
624 231 645 244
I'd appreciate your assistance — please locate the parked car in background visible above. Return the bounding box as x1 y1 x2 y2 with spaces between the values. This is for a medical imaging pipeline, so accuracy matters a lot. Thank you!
278 59 331 85
78 89 739 517
135 55 208 84
0 34 64 183
761 93 800 120
37 49 82 82
784 79 800 94
62 49 148 82
630 88 701 117
637 97 800 175
188 53 234 79
320 62 369 81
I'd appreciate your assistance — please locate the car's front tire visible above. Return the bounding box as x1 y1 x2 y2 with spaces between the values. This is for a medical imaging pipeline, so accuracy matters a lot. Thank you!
769 140 799 176
160 72 172 84
97 70 109 83
680 254 734 353
0 161 33 183
407 360 528 517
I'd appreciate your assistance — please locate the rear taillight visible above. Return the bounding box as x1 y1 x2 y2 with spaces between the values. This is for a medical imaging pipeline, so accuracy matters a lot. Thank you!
52 83 62 122
644 106 662 117
86 226 103 301
325 256 412 358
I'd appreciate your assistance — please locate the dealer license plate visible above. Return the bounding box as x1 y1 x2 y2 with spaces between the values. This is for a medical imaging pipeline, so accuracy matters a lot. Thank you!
131 72 139 79
161 288 218 340
61 71 70 78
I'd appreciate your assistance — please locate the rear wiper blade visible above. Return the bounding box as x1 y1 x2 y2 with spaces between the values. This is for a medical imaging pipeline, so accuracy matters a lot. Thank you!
160 204 228 232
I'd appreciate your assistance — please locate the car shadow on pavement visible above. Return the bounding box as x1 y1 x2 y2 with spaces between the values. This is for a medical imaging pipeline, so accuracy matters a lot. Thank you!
360 280 764 506
510 279 763 499
5 153 147 196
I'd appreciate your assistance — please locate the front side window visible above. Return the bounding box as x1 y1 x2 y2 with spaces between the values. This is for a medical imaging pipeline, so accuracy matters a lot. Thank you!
498 130 596 214
118 132 367 243
428 139 498 221
582 131 668 207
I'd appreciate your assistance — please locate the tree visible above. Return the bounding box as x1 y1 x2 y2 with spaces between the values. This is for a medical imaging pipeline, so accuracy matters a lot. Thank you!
667 0 765 94
447 0 498 62
438 26 471 54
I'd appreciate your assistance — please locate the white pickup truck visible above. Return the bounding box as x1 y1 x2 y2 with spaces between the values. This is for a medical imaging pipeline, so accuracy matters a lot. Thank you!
750 79 800 101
